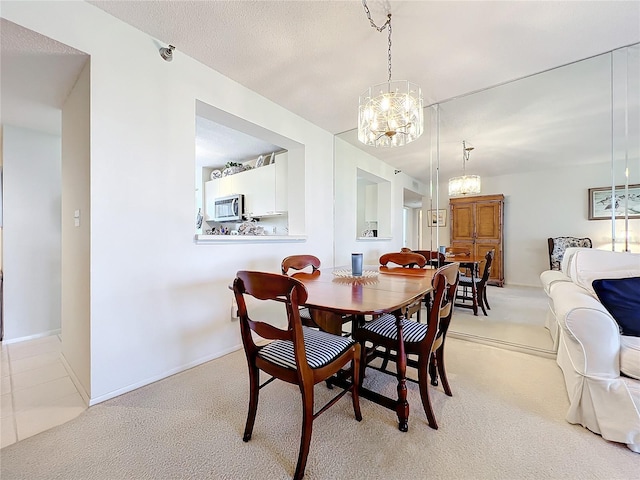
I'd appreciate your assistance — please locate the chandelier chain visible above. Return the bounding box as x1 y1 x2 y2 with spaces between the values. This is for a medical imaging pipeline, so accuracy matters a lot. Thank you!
362 0 393 83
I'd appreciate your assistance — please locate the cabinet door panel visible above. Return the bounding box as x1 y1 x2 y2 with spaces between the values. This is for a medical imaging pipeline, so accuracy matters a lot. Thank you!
476 202 501 239
237 166 275 216
203 180 218 221
451 204 474 240
475 242 501 284
275 154 288 212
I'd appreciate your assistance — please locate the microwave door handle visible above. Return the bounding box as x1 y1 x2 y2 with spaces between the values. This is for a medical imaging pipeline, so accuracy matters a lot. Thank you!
231 198 238 216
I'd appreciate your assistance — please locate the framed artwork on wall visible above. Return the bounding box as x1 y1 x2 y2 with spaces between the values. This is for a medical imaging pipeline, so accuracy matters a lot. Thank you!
588 184 640 220
427 209 447 227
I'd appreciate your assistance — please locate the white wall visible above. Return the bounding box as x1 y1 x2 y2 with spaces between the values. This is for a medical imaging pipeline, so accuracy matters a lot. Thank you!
2 125 61 339
61 61 91 396
2 1 337 403
423 160 639 287
334 138 427 266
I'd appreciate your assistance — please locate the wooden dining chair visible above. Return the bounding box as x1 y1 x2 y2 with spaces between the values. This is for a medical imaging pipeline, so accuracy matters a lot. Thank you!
233 271 362 480
282 255 354 336
446 246 471 256
456 249 494 316
281 255 322 328
354 262 460 430
281 255 321 275
412 250 445 268
380 252 427 322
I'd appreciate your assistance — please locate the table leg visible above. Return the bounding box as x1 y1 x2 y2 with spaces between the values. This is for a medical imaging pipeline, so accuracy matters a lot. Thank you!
395 313 409 432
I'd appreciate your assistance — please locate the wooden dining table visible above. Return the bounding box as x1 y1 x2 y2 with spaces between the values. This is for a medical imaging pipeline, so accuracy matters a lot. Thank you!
291 265 436 432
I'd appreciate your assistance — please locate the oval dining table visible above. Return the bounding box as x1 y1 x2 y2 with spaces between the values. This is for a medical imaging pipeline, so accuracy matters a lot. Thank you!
290 265 436 432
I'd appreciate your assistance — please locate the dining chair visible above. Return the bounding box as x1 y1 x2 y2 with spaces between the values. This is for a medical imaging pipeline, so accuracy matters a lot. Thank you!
456 249 495 316
445 246 471 256
412 250 445 268
233 270 362 480
282 255 354 336
354 262 460 430
281 255 322 328
380 252 427 322
547 236 592 270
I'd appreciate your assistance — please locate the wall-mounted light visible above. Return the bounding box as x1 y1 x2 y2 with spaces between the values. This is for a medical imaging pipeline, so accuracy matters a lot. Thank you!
159 44 175 62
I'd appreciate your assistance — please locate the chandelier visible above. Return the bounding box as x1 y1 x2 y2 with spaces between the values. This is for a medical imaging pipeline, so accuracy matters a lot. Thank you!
358 1 424 148
448 141 481 196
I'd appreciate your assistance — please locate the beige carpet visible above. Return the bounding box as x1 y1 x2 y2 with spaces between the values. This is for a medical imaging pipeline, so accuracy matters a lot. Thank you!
1 338 637 479
450 285 555 353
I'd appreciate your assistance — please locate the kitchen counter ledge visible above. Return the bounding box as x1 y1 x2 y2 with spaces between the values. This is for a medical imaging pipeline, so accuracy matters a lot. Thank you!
195 234 307 245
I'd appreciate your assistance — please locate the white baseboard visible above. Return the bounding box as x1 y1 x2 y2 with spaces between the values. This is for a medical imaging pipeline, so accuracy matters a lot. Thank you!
1 328 62 345
87 343 244 406
59 352 90 406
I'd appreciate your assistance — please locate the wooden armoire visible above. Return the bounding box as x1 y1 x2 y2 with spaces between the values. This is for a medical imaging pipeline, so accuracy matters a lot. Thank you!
449 194 504 286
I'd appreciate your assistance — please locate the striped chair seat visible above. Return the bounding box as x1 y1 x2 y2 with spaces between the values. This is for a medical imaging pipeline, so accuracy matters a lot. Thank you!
258 326 356 369
360 313 428 343
299 307 312 321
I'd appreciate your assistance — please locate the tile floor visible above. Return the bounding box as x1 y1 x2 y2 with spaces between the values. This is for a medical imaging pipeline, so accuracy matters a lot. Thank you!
0 335 86 448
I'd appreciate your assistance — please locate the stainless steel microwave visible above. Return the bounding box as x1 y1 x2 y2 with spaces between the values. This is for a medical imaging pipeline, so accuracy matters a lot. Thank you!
213 194 244 222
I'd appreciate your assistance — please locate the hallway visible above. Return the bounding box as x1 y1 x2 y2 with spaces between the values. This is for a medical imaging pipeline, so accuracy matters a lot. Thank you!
1 335 85 448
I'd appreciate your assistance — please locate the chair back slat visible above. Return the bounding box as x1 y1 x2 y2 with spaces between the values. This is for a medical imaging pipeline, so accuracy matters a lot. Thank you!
481 250 495 281
446 246 471 256
248 318 293 341
281 255 321 275
412 250 445 267
234 271 308 344
429 262 460 343
380 252 426 268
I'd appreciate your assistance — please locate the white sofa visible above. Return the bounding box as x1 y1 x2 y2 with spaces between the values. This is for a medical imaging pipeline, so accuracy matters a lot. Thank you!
540 247 593 350
541 249 640 453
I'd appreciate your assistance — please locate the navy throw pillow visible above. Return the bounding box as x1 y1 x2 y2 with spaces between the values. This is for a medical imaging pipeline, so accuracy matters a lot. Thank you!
592 277 640 337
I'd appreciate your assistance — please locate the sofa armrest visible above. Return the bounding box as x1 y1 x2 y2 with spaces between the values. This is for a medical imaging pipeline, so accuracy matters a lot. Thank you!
552 281 621 378
540 270 571 296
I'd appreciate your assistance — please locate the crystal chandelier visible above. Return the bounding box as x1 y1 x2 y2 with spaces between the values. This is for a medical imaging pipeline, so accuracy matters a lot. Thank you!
448 141 481 196
358 2 424 148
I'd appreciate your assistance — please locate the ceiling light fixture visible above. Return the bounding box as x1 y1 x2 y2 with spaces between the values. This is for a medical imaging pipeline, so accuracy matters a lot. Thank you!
448 141 481 197
159 44 175 62
358 1 424 148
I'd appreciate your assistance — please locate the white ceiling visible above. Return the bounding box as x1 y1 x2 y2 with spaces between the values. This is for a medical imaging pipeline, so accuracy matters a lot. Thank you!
2 2 639 182
0 19 88 136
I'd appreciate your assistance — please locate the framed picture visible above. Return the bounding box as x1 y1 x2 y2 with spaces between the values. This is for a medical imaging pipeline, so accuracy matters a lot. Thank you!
427 209 447 227
255 155 265 168
588 184 640 220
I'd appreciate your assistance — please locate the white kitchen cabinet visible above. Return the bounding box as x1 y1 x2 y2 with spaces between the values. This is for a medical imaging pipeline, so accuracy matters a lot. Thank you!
203 175 235 221
275 152 288 212
238 165 275 216
203 154 289 221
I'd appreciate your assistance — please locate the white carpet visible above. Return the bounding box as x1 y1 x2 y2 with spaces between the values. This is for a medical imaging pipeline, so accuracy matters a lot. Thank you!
1 338 637 479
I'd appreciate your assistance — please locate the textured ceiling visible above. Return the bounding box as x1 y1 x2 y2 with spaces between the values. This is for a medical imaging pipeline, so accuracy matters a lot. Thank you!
2 2 639 183
88 1 640 135
0 19 88 135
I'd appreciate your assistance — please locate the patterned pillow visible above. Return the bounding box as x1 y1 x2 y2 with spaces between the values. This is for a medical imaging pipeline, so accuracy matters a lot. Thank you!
550 237 592 270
